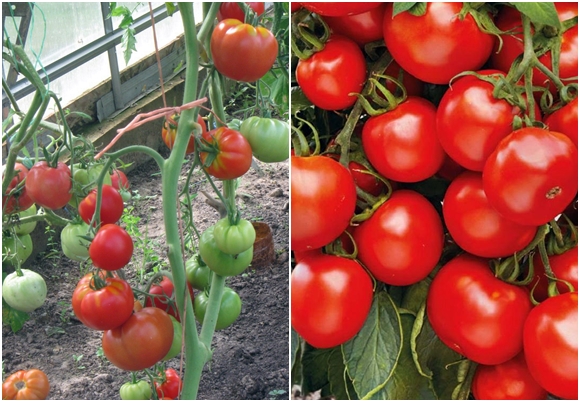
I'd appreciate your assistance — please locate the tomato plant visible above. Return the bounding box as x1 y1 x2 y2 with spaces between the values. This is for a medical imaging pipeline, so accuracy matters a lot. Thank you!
210 19 278 82
194 286 241 330
145 276 194 322
78 184 124 226
155 368 183 400
102 307 174 371
119 380 151 400
239 116 290 163
291 254 373 349
89 224 134 271
217 2 264 22
2 163 34 214
2 269 47 313
199 127 253 180
427 254 532 365
523 292 578 400
2 369 50 400
25 161 72 210
529 246 578 301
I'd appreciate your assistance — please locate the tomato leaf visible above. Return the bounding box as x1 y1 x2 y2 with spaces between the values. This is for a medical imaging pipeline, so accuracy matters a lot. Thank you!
392 2 427 17
411 303 464 399
291 87 313 114
401 278 431 314
511 3 561 29
291 328 299 368
300 344 335 395
342 291 403 399
122 27 137 65
2 299 30 333
327 348 357 400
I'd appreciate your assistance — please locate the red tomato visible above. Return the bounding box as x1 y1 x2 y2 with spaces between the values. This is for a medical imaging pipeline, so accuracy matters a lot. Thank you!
2 163 34 214
296 35 367 110
89 224 134 271
383 2 494 85
155 368 183 400
436 153 466 182
102 307 174 371
145 276 194 322
300 2 381 17
293 248 323 264
291 254 373 348
323 3 386 46
362 97 444 182
291 155 356 251
544 97 578 148
437 70 540 171
348 161 385 197
443 171 537 258
162 114 206 155
490 3 578 96
199 127 253 180
72 273 134 330
427 254 533 365
354 190 444 286
482 127 578 226
210 19 278 82
523 292 578 400
78 185 124 226
110 169 130 191
471 353 548 400
529 246 578 302
383 60 424 98
217 2 265 22
25 161 72 210
290 3 302 13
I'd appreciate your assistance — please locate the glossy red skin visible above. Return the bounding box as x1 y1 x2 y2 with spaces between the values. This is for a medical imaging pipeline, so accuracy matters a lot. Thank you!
200 127 253 180
362 97 444 183
354 190 444 286
427 254 533 365
324 3 386 46
490 4 578 96
471 352 548 400
348 161 385 197
25 161 72 209
78 185 124 226
523 292 578 400
102 307 174 371
217 2 265 22
155 369 183 399
2 163 34 214
482 127 578 226
89 224 134 271
383 60 424 98
145 276 194 322
162 115 206 155
443 171 537 258
301 2 381 17
383 2 493 85
293 248 323 264
437 70 539 172
296 35 367 110
72 274 134 330
544 97 578 148
210 19 278 82
291 156 357 251
110 170 130 190
529 246 578 302
291 254 373 348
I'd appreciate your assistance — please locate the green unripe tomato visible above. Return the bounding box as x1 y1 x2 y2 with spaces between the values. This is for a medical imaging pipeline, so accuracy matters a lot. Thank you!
14 204 38 235
2 233 33 266
186 255 211 290
194 287 242 330
199 226 253 277
60 221 91 262
69 164 112 207
213 218 256 255
119 380 152 400
163 316 183 360
240 116 290 163
2 269 47 312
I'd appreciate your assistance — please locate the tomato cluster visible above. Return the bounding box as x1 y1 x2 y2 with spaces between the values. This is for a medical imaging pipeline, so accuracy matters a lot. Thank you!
291 2 578 399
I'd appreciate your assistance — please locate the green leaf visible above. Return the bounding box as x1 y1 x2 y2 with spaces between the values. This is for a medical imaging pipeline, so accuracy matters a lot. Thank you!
342 291 403 400
327 348 357 400
301 344 335 395
512 2 561 28
401 278 431 314
109 5 130 17
392 3 417 17
2 300 30 332
119 14 134 29
165 2 177 16
122 27 137 65
392 2 427 17
411 304 464 399
291 328 299 368
291 87 313 114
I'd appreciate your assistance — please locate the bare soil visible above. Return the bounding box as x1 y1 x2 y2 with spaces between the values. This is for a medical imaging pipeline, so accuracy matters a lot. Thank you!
2 152 290 400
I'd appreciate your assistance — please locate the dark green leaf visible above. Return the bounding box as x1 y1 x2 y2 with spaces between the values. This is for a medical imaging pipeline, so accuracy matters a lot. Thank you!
301 344 335 394
512 2 561 28
342 291 403 400
2 300 29 333
119 14 134 29
327 348 357 400
291 328 299 368
392 2 427 17
401 278 431 314
291 87 313 114
392 3 417 17
411 304 464 399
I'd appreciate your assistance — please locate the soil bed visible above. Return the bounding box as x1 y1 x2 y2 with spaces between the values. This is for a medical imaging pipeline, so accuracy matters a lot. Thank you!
2 152 290 400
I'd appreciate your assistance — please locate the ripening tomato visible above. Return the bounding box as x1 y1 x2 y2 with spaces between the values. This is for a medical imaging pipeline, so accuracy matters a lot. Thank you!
483 127 578 226
529 246 578 302
78 185 124 226
110 169 130 191
323 3 386 46
427 254 533 365
300 2 381 17
89 224 134 271
362 97 445 183
443 171 537 258
354 190 444 286
544 97 578 148
199 127 253 180
145 276 194 322
211 19 278 82
162 114 206 155
296 35 367 110
471 353 548 400
291 155 357 251
523 292 578 400
2 163 34 214
25 161 72 210
383 2 494 84
291 254 373 348
2 369 50 400
217 2 265 22
155 368 183 400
